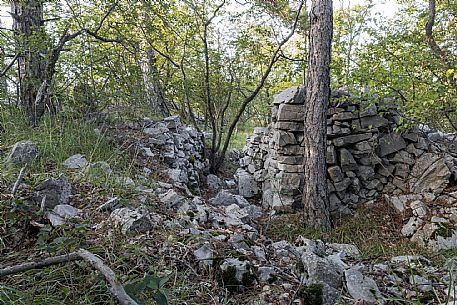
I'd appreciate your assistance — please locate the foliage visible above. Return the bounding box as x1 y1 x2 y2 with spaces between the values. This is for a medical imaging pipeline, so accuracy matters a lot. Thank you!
124 274 171 305
335 0 457 132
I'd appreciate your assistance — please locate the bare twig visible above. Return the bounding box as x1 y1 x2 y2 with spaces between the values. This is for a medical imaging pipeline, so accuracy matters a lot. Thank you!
11 164 27 197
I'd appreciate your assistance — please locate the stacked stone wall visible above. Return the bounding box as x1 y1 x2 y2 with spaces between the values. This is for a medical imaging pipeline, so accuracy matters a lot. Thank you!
237 86 457 216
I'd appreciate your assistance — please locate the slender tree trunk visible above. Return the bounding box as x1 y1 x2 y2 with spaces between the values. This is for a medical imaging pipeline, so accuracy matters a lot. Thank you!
141 47 170 118
11 0 47 125
302 0 333 231
0 46 7 100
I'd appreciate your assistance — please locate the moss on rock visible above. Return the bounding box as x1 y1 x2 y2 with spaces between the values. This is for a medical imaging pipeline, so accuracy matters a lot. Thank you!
298 283 323 305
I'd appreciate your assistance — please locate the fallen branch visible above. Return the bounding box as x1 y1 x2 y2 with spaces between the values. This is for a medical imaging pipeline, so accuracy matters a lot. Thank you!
11 164 27 197
77 249 138 305
0 252 81 277
0 249 139 305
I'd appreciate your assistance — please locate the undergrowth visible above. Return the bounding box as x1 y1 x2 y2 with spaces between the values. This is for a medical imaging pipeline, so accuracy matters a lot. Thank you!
265 201 431 260
0 105 130 188
1 105 455 304
0 106 214 304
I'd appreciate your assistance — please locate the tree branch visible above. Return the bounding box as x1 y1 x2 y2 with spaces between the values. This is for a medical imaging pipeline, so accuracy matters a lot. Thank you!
425 0 445 61
425 0 457 94
205 0 226 26
0 53 19 78
0 252 81 277
214 0 305 171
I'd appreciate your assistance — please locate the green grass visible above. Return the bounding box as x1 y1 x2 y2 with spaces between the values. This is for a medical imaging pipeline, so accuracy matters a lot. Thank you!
0 105 131 188
228 130 251 150
0 106 127 170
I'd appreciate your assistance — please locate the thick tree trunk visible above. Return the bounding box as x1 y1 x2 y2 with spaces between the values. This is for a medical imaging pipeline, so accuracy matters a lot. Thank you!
11 0 47 125
141 47 170 118
302 0 332 231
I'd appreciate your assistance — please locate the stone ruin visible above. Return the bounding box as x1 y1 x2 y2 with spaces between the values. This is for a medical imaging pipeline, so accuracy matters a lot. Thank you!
237 86 457 218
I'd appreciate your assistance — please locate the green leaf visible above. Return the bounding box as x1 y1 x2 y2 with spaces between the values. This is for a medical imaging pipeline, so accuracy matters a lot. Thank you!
152 291 169 305
145 275 160 290
158 274 171 287
124 278 148 303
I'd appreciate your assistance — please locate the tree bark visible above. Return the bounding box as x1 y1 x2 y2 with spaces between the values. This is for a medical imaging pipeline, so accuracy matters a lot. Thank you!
141 47 170 118
302 0 332 231
11 0 47 124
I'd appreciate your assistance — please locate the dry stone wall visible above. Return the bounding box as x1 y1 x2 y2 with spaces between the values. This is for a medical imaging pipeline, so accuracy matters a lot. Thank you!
237 86 457 216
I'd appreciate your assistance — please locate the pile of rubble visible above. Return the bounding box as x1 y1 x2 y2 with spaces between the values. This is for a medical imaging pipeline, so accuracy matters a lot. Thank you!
5 109 457 304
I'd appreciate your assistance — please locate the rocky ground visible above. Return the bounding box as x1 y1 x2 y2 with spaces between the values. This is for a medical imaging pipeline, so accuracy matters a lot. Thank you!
1 115 457 305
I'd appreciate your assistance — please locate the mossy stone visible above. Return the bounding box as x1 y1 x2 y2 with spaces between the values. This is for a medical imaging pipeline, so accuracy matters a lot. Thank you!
298 283 323 305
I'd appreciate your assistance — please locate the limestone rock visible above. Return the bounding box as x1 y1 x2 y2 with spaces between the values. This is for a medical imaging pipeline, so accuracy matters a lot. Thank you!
87 161 112 175
225 204 250 223
328 166 344 182
377 133 407 157
327 243 361 259
258 266 276 283
236 169 259 198
277 104 304 121
274 121 304 131
220 258 254 287
159 189 186 208
163 115 181 129
327 145 337 164
194 244 213 266
209 190 249 207
301 252 344 290
332 111 355 121
273 130 297 146
168 168 189 184
206 174 224 191
333 133 372 147
273 86 301 104
340 148 357 171
409 153 451 195
345 267 383 304
109 208 156 234
7 140 39 164
144 126 170 145
35 174 72 209
361 115 390 129
63 154 88 169
47 204 81 226
401 217 423 237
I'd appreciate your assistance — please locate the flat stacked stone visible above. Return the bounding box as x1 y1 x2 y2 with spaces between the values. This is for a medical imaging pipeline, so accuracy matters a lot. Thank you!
238 87 457 216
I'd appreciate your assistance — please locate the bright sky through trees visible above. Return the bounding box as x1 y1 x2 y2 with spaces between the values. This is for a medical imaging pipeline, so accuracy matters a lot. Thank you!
0 0 399 29
335 0 398 18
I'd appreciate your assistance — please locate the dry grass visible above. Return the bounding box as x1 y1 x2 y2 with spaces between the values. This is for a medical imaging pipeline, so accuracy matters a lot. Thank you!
265 199 431 260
